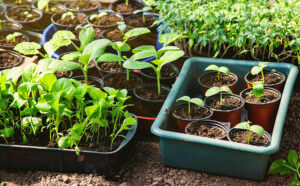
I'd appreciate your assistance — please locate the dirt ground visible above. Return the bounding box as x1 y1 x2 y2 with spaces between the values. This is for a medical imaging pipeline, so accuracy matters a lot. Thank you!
0 87 299 186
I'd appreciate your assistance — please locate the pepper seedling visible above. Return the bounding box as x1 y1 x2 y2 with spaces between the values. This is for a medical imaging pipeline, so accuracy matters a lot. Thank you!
251 62 270 83
0 19 6 30
205 86 233 105
133 7 152 23
234 121 265 144
117 21 126 36
90 12 108 25
176 96 204 114
24 11 33 19
6 32 23 43
62 12 75 24
205 64 230 81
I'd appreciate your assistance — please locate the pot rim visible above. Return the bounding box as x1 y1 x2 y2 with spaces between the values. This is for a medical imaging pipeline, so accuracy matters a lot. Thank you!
5 6 43 24
102 72 143 91
204 93 245 113
51 11 87 28
133 83 170 103
0 3 7 14
87 11 124 28
198 71 238 89
124 13 158 29
244 70 286 87
109 0 145 16
0 50 24 70
71 75 104 88
239 87 282 106
96 61 127 75
140 63 179 81
33 1 66 15
0 21 23 31
171 103 213 122
64 0 101 12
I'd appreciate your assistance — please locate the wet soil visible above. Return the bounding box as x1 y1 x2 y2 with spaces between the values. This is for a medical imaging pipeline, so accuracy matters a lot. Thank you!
104 28 130 41
142 65 177 78
244 89 280 104
55 13 87 26
173 105 211 120
104 73 141 89
66 0 98 11
229 130 269 146
247 72 284 85
186 123 226 139
7 7 40 22
89 14 122 26
98 62 126 73
0 35 27 47
112 1 143 14
125 15 156 28
136 86 169 101
206 95 243 110
0 52 20 68
200 72 236 87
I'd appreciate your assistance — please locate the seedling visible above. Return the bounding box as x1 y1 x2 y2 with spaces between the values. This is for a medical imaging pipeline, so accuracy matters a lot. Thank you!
176 96 204 114
14 41 58 58
234 121 265 144
24 11 33 19
0 19 6 30
90 12 108 25
205 86 233 105
6 32 23 43
268 150 300 186
205 64 230 81
252 81 264 98
117 21 126 35
37 0 50 12
133 7 152 23
251 62 270 83
125 0 129 6
62 12 75 24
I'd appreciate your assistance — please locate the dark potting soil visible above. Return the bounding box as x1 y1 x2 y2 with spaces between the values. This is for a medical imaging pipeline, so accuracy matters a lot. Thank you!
230 130 269 146
104 28 130 41
104 73 141 89
248 72 283 85
186 124 226 139
136 86 169 101
142 65 176 78
66 0 98 10
7 7 40 22
55 71 71 78
244 89 280 104
55 13 87 26
0 35 27 47
206 96 243 110
89 14 122 26
113 1 143 14
125 15 156 28
72 27 102 40
0 52 20 68
3 0 32 6
173 105 211 120
98 62 126 73
200 72 236 87
1 22 21 30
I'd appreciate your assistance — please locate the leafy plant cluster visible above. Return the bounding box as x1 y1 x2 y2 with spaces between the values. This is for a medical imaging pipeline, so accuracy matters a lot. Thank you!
155 0 300 65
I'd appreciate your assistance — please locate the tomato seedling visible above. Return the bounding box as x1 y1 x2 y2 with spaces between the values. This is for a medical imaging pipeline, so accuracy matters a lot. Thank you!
234 121 265 144
176 96 204 114
205 86 233 105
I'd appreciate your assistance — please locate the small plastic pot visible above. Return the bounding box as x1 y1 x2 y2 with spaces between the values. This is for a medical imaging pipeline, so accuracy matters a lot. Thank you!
96 62 128 78
0 31 30 50
172 103 213 133
198 72 238 97
140 63 179 87
240 87 281 132
204 94 245 127
227 128 271 147
87 11 123 30
64 0 100 15
185 120 228 140
0 21 23 31
0 50 23 70
109 0 144 17
71 75 104 88
244 70 286 92
51 12 87 31
5 6 43 30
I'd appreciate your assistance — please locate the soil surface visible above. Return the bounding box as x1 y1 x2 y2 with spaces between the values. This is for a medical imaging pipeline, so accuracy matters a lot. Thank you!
55 71 71 78
186 123 226 139
229 130 269 146
104 73 141 89
7 7 40 22
200 72 236 87
206 95 243 110
0 35 27 47
247 72 283 85
0 52 20 68
244 89 280 104
125 15 156 28
104 28 130 41
136 86 169 101
98 62 126 73
66 0 99 10
142 65 177 78
0 88 299 185
55 13 87 26
72 27 102 40
89 14 122 26
112 1 144 14
173 105 211 120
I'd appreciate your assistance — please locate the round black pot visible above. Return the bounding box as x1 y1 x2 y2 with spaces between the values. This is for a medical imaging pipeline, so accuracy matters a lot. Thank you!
185 120 228 140
140 63 179 87
0 30 30 50
64 0 100 15
0 21 23 31
204 93 245 128
227 128 271 147
172 103 213 133
0 50 23 70
87 11 123 30
51 12 87 31
96 62 128 78
5 6 43 30
71 75 104 88
109 0 145 17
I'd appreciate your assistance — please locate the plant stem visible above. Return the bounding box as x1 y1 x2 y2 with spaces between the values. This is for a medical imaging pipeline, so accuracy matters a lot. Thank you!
156 71 161 96
143 13 145 23
38 51 46 58
71 41 80 52
19 0 21 4
261 70 265 83
217 70 220 80
126 69 129 81
46 3 49 12
188 101 190 115
220 91 223 105
248 130 250 144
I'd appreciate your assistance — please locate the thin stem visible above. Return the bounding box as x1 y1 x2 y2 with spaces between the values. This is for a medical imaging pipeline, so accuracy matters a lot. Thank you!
38 51 46 58
248 130 250 144
188 101 190 114
126 69 129 81
143 13 145 23
19 0 21 4
46 3 49 12
71 41 80 52
156 71 161 96
217 70 220 80
220 91 223 105
261 70 265 84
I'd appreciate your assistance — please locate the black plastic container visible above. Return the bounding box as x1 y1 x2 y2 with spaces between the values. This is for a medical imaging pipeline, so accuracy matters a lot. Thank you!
109 0 144 17
0 50 23 70
71 75 104 88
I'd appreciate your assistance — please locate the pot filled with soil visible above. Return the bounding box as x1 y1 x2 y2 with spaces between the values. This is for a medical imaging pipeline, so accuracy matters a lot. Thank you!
51 12 87 31
3 0 32 8
172 103 213 133
140 63 179 87
198 72 238 97
204 93 245 127
244 70 286 92
240 87 281 132
0 31 29 50
96 62 126 77
71 75 104 88
64 0 100 15
5 6 43 30
109 0 144 17
185 120 227 140
124 13 157 31
0 50 23 70
0 20 23 31
87 11 123 30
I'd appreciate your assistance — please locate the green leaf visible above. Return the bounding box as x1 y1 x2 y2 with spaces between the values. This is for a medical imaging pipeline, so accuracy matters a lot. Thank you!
159 33 181 45
71 123 84 142
79 27 95 52
75 146 80 156
0 127 14 138
58 136 72 149
48 60 82 72
123 60 154 70
176 96 190 102
112 42 131 52
38 73 57 92
88 87 107 102
159 50 185 66
250 125 265 136
44 41 59 58
132 45 156 53
2 67 23 81
219 66 230 75
17 82 31 100
205 87 221 97
22 117 42 135
259 62 269 69
79 54 91 65
10 92 27 108
51 30 75 47
61 52 81 62
190 98 204 107
268 159 293 176
124 27 150 38
85 104 100 118
251 66 262 75
97 53 123 62
205 65 219 71
37 0 49 10
287 151 299 169
234 122 251 130
36 102 51 113
253 81 264 98
52 78 73 93
14 42 41 55
220 86 233 95
131 49 156 60
82 39 111 62
22 63 38 82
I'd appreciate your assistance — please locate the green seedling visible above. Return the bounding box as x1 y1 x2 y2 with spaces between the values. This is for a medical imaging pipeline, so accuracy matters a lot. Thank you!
37 0 50 12
18 0 22 4
125 0 129 6
251 62 270 83
133 6 152 23
0 19 6 30
234 121 265 144
117 21 126 36
62 12 75 24
24 11 33 19
14 41 59 59
205 64 230 81
252 81 264 98
268 150 300 186
176 96 204 114
90 12 108 25
205 86 233 105
6 32 23 43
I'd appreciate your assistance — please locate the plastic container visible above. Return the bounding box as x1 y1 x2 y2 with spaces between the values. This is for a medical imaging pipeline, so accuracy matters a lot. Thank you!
151 57 298 180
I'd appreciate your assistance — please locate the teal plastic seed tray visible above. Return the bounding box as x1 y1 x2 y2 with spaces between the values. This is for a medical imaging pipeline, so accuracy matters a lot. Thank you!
151 57 298 180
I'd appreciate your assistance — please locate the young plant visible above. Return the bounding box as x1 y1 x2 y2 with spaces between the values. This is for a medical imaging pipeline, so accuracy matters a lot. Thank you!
117 21 126 36
89 12 108 25
176 96 204 114
62 12 75 24
268 150 300 186
251 62 270 83
205 64 230 81
133 7 152 23
6 32 23 43
0 19 6 30
234 121 265 144
125 0 129 6
37 0 54 12
252 81 264 98
205 86 233 105
24 11 33 19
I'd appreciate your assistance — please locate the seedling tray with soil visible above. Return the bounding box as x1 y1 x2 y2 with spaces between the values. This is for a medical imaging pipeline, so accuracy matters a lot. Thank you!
151 57 298 180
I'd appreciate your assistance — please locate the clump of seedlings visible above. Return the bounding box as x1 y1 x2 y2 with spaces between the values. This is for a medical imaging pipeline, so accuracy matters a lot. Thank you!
251 62 269 83
61 12 75 24
89 12 108 25
24 11 33 19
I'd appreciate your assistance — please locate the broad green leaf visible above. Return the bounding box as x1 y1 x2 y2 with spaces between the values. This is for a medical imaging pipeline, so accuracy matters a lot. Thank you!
52 78 73 93
132 45 156 53
259 62 269 68
112 42 131 52
176 96 190 102
253 81 264 98
37 59 52 72
0 127 14 138
61 52 81 62
268 159 293 176
79 27 95 52
159 50 185 66
48 60 82 72
250 125 265 136
3 67 23 81
44 41 59 57
14 42 41 55
205 65 219 71
38 73 57 92
17 83 31 100
190 98 204 107
22 117 42 135
123 60 154 70
36 102 51 113
251 66 262 75
234 122 251 130
122 117 137 127
124 28 150 38
159 33 181 45
58 136 72 149
51 30 75 47
71 123 84 142
74 85 88 101
22 63 38 82
157 46 180 58
97 53 123 62
219 66 230 75
287 150 299 169
131 49 156 60
82 39 111 62
85 104 100 118
10 92 27 108
205 87 221 97
88 87 107 102
220 86 233 95
37 0 49 10
79 53 91 65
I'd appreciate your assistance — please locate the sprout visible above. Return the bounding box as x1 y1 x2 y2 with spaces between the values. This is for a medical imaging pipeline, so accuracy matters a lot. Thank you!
6 32 23 43
205 86 233 105
176 96 204 114
62 12 75 24
90 12 108 25
117 21 126 36
234 121 265 144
